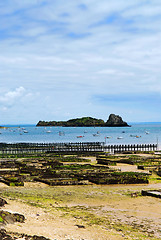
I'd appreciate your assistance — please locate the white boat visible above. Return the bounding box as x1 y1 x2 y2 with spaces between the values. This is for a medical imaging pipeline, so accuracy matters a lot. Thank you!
117 137 123 139
23 130 28 133
46 130 51 133
93 134 99 137
145 131 150 134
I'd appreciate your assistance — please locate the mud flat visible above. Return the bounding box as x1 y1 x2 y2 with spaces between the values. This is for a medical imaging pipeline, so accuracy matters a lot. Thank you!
0 151 161 239
0 182 161 240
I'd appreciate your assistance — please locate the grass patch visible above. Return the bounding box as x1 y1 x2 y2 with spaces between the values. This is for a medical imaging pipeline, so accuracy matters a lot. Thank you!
0 216 4 222
149 172 161 183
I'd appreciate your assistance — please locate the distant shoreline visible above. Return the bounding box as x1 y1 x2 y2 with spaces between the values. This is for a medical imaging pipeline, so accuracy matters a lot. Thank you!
1 122 161 127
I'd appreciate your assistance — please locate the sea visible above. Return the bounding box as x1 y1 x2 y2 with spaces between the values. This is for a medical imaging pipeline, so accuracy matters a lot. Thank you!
0 122 161 150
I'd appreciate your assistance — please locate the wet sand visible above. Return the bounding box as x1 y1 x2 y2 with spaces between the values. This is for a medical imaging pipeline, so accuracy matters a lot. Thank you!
1 181 161 240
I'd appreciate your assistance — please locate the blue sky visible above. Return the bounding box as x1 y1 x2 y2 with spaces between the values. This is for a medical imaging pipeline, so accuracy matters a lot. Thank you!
0 0 161 124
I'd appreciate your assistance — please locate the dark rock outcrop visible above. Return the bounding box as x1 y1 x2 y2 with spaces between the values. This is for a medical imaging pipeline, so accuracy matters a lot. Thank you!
31 236 50 240
0 230 51 240
0 198 7 207
105 114 130 127
0 229 13 240
0 210 25 224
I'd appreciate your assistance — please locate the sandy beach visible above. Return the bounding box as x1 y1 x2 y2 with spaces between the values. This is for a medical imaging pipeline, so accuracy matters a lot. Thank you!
0 180 161 240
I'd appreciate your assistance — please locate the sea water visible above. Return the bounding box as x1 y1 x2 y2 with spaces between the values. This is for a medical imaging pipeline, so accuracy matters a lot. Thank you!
0 123 161 149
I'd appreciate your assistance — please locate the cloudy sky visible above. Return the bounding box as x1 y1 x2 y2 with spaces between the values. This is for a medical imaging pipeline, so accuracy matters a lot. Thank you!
0 0 161 124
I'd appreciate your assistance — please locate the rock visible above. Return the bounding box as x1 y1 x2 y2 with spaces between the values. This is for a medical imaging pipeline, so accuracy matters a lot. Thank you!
13 213 25 223
75 224 85 228
0 198 7 207
105 114 130 127
31 236 50 240
0 229 13 240
0 230 51 240
0 211 25 224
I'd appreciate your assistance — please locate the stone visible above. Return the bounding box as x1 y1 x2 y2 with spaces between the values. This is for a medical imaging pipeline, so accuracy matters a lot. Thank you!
0 229 13 240
0 211 25 224
31 236 50 240
0 198 7 207
105 114 130 127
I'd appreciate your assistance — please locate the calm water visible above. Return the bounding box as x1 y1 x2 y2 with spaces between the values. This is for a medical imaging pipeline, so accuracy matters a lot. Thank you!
0 123 161 149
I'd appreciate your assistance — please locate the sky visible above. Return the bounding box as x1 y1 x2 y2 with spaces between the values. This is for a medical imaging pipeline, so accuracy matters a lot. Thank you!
0 0 161 124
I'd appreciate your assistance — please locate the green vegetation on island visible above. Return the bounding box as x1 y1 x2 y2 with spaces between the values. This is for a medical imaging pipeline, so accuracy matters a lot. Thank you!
36 114 130 127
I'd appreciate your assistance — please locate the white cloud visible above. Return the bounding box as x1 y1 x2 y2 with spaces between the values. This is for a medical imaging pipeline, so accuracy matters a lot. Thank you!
0 0 161 123
0 87 27 107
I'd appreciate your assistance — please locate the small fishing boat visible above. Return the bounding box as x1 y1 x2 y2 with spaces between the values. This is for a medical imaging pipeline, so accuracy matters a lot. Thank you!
46 130 51 133
77 135 84 138
117 137 123 139
130 134 141 138
59 131 65 136
23 130 28 133
145 131 150 134
93 134 99 137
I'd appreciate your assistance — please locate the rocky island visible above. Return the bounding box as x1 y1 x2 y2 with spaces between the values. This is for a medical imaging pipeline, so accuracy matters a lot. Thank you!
36 114 130 127
105 114 130 127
